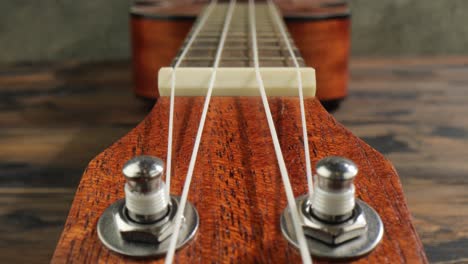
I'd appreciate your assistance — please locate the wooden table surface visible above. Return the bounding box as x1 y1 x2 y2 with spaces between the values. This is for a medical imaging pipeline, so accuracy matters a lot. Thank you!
1 58 467 263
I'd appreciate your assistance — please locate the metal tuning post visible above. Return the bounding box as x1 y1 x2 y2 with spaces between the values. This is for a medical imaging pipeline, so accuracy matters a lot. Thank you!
280 156 384 259
97 155 199 257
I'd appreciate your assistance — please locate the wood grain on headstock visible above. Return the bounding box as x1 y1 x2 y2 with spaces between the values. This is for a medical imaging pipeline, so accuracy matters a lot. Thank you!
52 97 427 263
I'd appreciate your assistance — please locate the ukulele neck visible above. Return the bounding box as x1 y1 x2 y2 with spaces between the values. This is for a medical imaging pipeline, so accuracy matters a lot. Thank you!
158 2 316 97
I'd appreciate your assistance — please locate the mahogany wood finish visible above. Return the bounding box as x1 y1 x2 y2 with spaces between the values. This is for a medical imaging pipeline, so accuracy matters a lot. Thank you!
131 17 193 98
287 18 350 101
52 97 427 263
130 1 350 101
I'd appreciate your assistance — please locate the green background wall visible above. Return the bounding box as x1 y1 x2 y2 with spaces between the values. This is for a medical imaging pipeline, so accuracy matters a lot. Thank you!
1 0 467 63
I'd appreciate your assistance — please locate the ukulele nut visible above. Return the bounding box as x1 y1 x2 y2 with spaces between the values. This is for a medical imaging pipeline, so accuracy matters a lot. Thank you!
280 156 384 259
97 155 199 257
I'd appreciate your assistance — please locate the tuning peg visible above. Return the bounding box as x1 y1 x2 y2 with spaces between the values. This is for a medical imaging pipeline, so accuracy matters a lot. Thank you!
97 155 199 257
123 156 169 223
312 156 358 222
280 156 384 259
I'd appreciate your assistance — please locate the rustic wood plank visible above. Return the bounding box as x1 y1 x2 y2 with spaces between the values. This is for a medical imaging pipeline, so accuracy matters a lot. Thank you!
0 191 74 263
0 61 150 264
334 57 468 263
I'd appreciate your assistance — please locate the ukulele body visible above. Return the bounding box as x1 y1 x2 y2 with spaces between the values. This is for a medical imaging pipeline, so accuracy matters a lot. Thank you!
131 1 350 105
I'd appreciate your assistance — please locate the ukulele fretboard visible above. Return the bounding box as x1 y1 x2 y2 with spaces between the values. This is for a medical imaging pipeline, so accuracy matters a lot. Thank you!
173 3 306 67
158 2 315 97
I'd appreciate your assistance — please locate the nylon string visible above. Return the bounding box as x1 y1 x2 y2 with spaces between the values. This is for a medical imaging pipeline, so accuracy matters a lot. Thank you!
248 0 312 263
266 0 314 200
164 1 237 263
166 1 218 201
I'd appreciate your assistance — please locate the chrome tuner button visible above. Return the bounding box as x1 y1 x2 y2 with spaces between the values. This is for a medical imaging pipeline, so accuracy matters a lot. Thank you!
281 156 384 259
123 156 169 223
97 155 199 257
312 156 358 222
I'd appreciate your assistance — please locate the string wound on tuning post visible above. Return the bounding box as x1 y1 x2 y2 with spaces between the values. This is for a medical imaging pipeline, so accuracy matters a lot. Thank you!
123 156 169 223
311 156 358 222
280 156 384 259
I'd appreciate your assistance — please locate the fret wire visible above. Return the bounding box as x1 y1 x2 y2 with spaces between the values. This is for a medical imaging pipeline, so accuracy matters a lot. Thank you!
177 56 304 61
173 3 304 68
185 46 301 52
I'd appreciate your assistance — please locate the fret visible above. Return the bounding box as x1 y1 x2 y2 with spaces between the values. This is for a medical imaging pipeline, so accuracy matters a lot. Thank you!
160 2 315 97
175 56 306 67
171 3 306 68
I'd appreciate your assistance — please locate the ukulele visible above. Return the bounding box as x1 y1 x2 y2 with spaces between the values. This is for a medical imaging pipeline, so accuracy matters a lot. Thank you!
52 1 427 263
130 0 350 109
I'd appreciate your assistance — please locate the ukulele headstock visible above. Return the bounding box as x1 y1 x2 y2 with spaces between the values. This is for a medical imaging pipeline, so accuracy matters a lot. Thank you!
52 97 426 263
